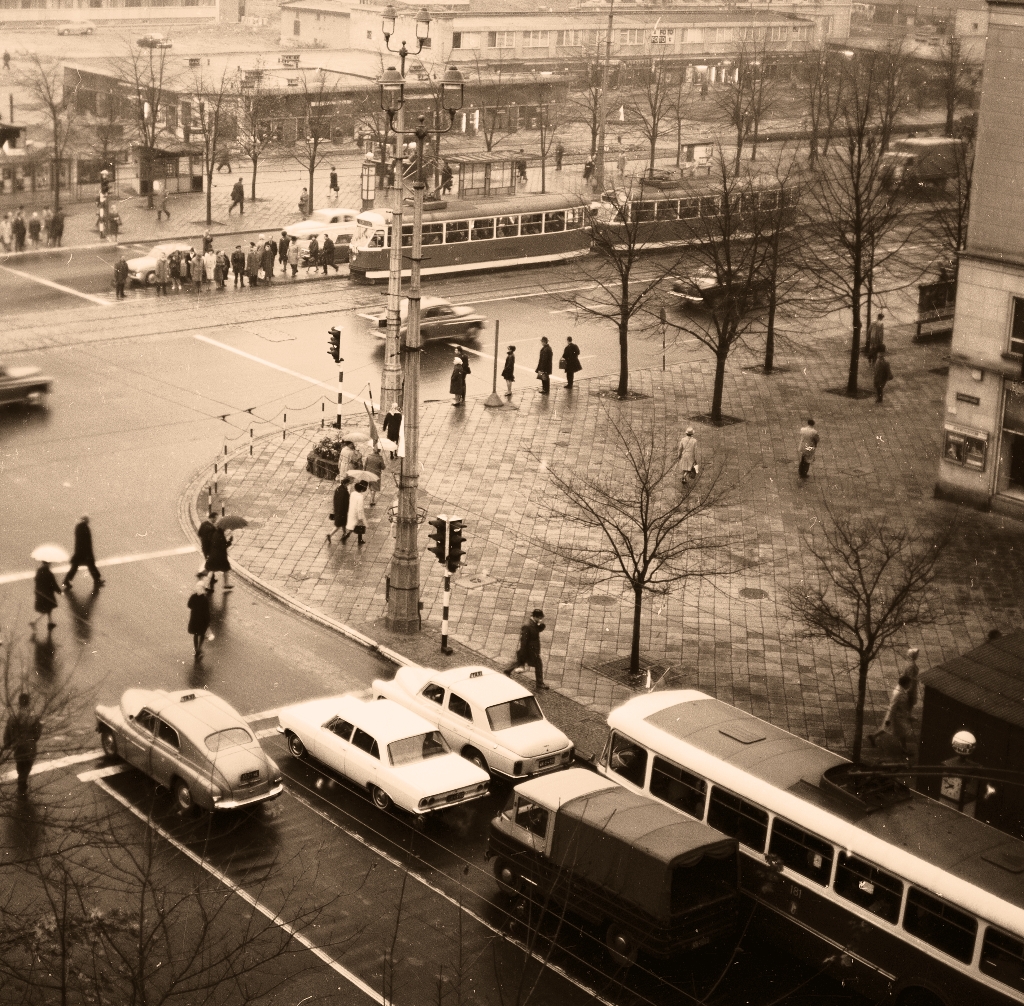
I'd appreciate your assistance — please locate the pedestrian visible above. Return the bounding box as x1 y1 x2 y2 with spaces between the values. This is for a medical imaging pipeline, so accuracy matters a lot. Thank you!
216 147 232 173
582 158 594 185
873 344 893 403
364 447 386 506
617 150 627 182
43 207 53 247
866 312 884 363
455 345 471 375
298 187 308 216
327 476 350 544
517 149 528 183
287 238 299 277
270 234 279 261
187 249 200 293
329 165 339 205
279 230 291 268
559 335 581 390
798 418 819 479
28 211 41 249
261 241 275 282
63 515 106 590
322 234 338 273
107 204 121 238
536 336 553 395
203 248 216 290
12 208 26 252
343 481 368 545
197 512 218 586
869 674 914 755
246 242 260 288
154 250 169 295
204 523 233 590
156 180 171 222
555 142 564 171
0 212 11 252
450 357 466 407
677 427 699 482
51 207 64 247
168 249 182 291
202 230 214 254
336 439 358 475
2 50 10 72
501 345 516 398
229 177 245 215
307 235 320 272
231 244 245 288
382 405 403 459
4 693 42 798
905 647 921 709
31 560 61 633
114 255 128 299
506 608 549 690
187 572 212 657
216 249 229 290
441 160 453 194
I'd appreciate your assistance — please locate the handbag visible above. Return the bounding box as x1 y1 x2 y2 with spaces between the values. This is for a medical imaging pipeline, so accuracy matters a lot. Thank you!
558 359 565 369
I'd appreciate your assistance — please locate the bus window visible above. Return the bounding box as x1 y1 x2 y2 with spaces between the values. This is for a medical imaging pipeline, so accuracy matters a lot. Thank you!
699 195 721 218
759 190 779 211
521 213 543 235
445 220 469 243
607 733 648 788
471 218 495 240
981 927 1024 992
903 887 977 963
543 211 565 233
768 818 833 886
707 787 768 852
496 215 519 238
656 200 679 221
833 852 902 924
650 756 706 818
422 223 444 245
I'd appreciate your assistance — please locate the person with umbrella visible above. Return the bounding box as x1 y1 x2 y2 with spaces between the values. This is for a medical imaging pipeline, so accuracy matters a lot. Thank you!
328 477 350 545
187 572 212 658
204 522 233 591
63 515 104 590
30 549 64 633
363 447 386 506
343 480 368 545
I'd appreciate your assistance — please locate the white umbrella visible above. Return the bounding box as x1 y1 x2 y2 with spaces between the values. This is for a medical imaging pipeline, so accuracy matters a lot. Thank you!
347 469 380 484
31 543 70 564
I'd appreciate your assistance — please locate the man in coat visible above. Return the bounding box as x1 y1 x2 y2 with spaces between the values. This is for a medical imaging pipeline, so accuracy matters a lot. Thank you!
501 345 516 398
114 256 129 299
32 561 61 633
64 515 105 589
229 178 245 215
677 427 699 482
278 231 291 268
12 209 26 252
231 245 246 288
559 336 582 390
322 234 338 273
536 337 553 395
507 609 549 689
246 242 260 288
4 693 42 798
873 345 893 403
798 418 819 479
197 513 219 586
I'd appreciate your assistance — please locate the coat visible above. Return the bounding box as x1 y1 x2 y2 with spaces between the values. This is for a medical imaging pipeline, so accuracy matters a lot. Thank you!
190 255 203 283
187 589 211 635
501 352 516 382
346 489 367 533
261 246 275 278
203 251 216 281
197 519 217 557
231 181 245 204
882 684 913 743
308 238 320 265
798 424 819 464
231 250 245 273
288 242 300 266
322 238 335 267
516 618 544 665
450 365 466 397
72 520 95 563
155 255 169 284
678 434 699 471
874 356 893 390
537 344 553 375
332 481 350 529
560 342 582 374
168 251 182 278
279 234 291 260
204 527 231 573
34 565 60 614
4 707 41 761
113 259 129 285
246 249 259 277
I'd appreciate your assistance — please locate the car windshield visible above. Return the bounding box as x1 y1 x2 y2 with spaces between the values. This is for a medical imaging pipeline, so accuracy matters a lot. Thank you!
205 727 254 752
387 730 450 766
486 696 544 731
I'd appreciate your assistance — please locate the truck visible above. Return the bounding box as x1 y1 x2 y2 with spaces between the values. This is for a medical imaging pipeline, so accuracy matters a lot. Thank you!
486 768 740 966
880 137 964 191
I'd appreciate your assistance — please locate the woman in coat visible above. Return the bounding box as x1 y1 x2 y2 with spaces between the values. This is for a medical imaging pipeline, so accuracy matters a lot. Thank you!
32 561 61 632
327 477 350 544
187 573 212 656
154 251 169 296
501 345 516 398
287 239 299 277
450 358 466 407
190 250 203 293
344 482 368 545
261 242 275 282
204 526 233 589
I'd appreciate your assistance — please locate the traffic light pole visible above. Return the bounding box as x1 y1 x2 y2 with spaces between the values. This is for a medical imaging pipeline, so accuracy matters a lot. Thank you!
336 361 344 429
441 573 452 655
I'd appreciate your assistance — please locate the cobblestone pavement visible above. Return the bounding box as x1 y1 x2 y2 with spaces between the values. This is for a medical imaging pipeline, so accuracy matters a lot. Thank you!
184 299 1024 758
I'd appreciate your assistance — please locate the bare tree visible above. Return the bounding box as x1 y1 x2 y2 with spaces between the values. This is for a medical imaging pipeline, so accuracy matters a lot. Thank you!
237 64 279 201
715 37 778 173
568 44 607 158
628 59 674 177
927 132 973 283
785 504 950 764
188 65 234 226
937 36 981 137
469 54 515 153
294 69 344 215
875 36 913 152
530 72 562 194
802 43 846 166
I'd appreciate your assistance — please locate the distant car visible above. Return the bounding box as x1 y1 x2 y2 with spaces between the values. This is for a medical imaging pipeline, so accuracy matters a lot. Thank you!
137 33 173 48
126 241 193 285
0 361 52 406
366 297 486 342
372 666 574 780
56 20 96 34
277 693 490 815
95 688 284 813
670 267 770 309
283 208 361 264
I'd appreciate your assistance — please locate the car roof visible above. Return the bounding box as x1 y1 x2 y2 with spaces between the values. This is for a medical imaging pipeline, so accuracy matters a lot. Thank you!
312 208 358 221
122 688 250 745
515 766 618 806
397 664 534 706
331 694 439 744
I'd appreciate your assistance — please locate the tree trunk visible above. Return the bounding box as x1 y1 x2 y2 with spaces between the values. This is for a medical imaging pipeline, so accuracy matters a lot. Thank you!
144 147 155 209
52 149 61 215
541 147 547 194
847 272 863 396
648 132 657 175
852 654 870 764
764 289 777 374
945 92 955 137
733 133 744 176
250 158 258 201
308 160 316 214
710 347 728 421
206 168 213 225
629 585 643 679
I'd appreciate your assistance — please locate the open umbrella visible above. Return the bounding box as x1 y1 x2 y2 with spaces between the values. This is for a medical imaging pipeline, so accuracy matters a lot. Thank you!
347 469 380 484
31 543 70 564
217 515 249 531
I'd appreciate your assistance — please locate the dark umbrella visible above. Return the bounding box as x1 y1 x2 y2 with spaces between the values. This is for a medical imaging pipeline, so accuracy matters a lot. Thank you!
217 515 249 531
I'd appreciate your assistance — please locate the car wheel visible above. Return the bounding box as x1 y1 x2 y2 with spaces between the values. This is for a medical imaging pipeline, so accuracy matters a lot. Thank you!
286 732 305 758
605 923 638 967
100 728 118 759
144 271 156 286
462 747 489 774
371 786 391 811
173 778 195 813
493 857 521 897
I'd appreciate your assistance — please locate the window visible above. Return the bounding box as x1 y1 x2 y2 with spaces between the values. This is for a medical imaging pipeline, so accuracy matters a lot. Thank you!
487 30 515 48
607 733 648 788
452 31 479 49
679 197 700 219
556 29 585 46
293 18 300 36
656 199 679 220
521 213 543 235
631 200 657 222
768 819 833 885
205 728 253 752
700 194 722 217
471 218 495 240
981 927 1024 992
619 28 642 45
566 207 585 229
1011 297 1024 355
401 223 413 248
445 220 469 243
496 215 519 237
135 709 158 734
326 716 354 741
833 853 903 924
350 728 380 759
903 887 978 963
421 223 443 245
650 757 707 818
421 37 431 48
156 719 180 750
544 210 565 232
448 693 473 720
651 27 675 44
388 731 449 766
515 799 549 837
707 787 769 851
523 30 548 47
487 696 543 731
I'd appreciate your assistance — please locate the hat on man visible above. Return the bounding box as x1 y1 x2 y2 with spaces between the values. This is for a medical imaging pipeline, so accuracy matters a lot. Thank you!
508 345 516 351
685 427 694 435
531 608 545 618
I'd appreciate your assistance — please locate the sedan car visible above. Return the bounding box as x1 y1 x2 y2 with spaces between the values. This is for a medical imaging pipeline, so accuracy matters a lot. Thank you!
137 33 173 48
366 297 486 342
56 20 96 34
0 361 52 406
96 688 284 812
372 666 574 780
278 694 490 815
283 208 360 265
126 241 193 285
670 267 770 309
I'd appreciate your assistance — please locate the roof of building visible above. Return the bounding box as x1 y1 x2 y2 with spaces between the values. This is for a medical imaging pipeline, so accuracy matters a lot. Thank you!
280 0 351 12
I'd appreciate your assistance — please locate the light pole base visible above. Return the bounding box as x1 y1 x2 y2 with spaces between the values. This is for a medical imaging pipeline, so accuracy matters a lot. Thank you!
483 392 505 409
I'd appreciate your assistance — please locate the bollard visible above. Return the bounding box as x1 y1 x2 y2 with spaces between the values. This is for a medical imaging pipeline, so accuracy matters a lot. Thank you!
207 485 212 516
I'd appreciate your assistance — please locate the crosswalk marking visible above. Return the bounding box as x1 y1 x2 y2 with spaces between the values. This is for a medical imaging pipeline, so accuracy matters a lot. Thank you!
0 263 112 306
0 544 199 585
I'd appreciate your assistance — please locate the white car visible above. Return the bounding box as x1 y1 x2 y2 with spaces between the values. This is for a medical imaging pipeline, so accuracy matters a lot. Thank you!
283 208 360 264
126 241 193 285
56 20 96 34
372 666 574 780
277 693 490 815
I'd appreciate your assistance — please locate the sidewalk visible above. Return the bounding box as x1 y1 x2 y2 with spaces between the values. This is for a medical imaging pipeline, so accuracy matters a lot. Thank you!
182 303 1022 758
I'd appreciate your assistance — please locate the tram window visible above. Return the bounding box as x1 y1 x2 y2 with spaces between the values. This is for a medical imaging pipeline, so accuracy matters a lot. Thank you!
707 787 769 852
768 818 833 886
833 852 902 924
650 756 706 818
422 223 444 245
981 927 1024 992
656 200 679 220
471 218 495 240
759 190 779 211
699 195 721 218
369 229 386 249
445 220 469 243
607 733 648 788
903 887 977 963
544 211 565 232
401 224 414 248
565 207 583 229
632 200 657 222
679 198 699 219
496 215 519 237
521 213 543 235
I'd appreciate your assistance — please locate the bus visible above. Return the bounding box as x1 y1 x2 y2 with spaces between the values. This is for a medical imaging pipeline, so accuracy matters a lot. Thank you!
597 690 1024 1006
346 193 592 281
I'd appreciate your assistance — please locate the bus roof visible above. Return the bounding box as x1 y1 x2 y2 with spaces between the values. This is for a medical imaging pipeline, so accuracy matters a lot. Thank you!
356 191 588 226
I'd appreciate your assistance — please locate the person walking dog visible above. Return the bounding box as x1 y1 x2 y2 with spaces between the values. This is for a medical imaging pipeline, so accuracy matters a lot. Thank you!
64 515 105 589
798 418 819 479
559 336 581 390
536 337 553 395
506 609 549 690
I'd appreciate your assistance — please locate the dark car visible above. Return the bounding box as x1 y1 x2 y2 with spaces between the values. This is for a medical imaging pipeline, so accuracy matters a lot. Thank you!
0 362 53 406
367 297 486 342
137 33 173 48
670 267 770 310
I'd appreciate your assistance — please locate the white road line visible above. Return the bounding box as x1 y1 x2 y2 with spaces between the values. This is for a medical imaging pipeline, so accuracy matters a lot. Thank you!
460 285 598 307
78 763 126 782
89 775 385 1005
0 545 198 585
194 334 373 407
0 748 104 783
0 263 112 307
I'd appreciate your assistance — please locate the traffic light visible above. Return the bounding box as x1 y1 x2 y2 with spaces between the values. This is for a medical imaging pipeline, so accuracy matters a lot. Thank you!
327 327 341 363
446 519 466 573
427 517 448 565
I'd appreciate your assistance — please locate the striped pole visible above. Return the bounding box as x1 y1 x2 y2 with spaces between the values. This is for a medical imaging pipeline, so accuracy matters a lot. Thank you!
336 363 344 430
441 572 453 655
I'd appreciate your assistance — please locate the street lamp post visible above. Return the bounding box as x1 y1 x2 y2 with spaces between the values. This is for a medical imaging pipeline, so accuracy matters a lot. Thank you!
595 0 615 192
380 65 464 634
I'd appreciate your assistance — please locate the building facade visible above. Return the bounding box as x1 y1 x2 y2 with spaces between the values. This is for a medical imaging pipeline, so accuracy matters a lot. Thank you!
0 0 219 27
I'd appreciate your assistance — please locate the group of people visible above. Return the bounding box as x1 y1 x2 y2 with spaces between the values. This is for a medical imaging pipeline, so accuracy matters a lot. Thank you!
188 513 235 658
327 439 387 546
1 207 65 252
491 336 583 404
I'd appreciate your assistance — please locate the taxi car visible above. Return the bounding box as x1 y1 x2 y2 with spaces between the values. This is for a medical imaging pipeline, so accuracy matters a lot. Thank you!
277 693 490 815
126 241 193 286
0 361 52 406
95 688 283 813
372 666 574 780
365 297 486 342
283 208 360 264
